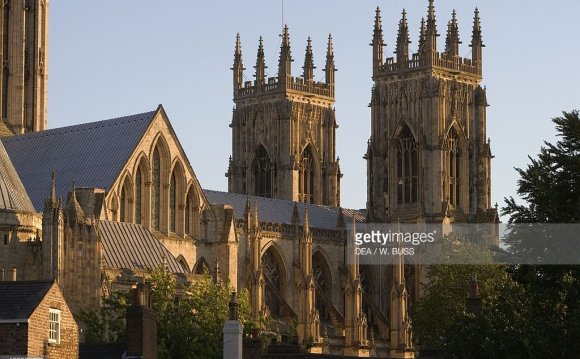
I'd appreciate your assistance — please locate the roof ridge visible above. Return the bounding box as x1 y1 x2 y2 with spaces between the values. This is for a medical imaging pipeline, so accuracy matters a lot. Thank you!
1 109 157 143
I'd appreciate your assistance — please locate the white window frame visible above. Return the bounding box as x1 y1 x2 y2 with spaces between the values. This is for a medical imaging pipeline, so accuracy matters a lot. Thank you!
48 308 61 344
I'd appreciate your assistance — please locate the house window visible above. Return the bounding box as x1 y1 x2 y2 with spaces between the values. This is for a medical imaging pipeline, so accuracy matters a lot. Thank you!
3 234 8 245
48 308 61 344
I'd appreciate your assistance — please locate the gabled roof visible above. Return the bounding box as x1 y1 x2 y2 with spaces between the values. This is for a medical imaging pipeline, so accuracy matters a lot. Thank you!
0 281 54 321
203 190 366 231
0 141 35 213
1 109 158 211
99 220 185 273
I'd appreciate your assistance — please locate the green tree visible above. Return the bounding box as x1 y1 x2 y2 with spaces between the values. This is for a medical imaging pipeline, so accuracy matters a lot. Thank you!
501 110 580 358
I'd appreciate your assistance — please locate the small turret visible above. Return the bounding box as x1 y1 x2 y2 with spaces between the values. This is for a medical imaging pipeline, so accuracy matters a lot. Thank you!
395 9 411 66
254 36 267 90
445 10 461 59
325 34 336 89
232 33 244 97
470 7 484 70
66 182 84 223
278 25 293 82
371 7 384 75
303 37 315 83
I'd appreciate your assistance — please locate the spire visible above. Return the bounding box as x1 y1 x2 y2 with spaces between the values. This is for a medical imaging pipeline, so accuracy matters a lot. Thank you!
232 33 244 97
324 34 336 88
254 36 267 89
278 25 293 81
371 7 384 75
303 36 315 82
418 17 427 54
66 182 84 223
425 0 439 55
470 7 484 69
445 10 461 58
303 208 310 239
252 203 259 230
395 9 411 65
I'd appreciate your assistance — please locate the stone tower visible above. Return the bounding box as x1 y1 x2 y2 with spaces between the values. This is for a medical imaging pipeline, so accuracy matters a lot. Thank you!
227 26 341 206
0 0 49 136
366 1 496 223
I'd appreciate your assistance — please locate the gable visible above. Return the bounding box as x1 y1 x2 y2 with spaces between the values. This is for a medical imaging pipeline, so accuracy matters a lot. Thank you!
1 110 157 211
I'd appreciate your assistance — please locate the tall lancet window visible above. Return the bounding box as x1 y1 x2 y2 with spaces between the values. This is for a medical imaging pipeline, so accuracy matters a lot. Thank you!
448 129 461 207
253 146 272 198
169 172 176 232
299 147 316 203
152 148 161 230
135 167 142 225
396 126 418 205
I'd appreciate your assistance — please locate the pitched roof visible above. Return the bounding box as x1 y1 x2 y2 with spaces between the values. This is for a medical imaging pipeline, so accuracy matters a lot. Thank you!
0 281 54 321
0 141 36 213
1 109 158 211
203 190 366 231
99 220 185 273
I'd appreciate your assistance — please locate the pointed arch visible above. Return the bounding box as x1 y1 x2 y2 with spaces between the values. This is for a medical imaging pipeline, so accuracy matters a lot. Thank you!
261 243 287 317
252 144 273 198
176 254 191 273
119 172 134 223
446 127 462 208
299 144 318 203
150 134 171 232
169 159 185 235
185 181 201 238
394 124 418 205
134 153 150 226
193 257 210 275
313 249 333 320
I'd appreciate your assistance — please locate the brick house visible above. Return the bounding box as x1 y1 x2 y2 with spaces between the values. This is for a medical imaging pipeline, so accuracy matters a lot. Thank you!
0 280 79 358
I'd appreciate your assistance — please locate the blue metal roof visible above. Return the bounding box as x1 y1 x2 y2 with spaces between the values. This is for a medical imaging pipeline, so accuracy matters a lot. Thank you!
1 109 157 211
203 189 366 231
0 141 35 212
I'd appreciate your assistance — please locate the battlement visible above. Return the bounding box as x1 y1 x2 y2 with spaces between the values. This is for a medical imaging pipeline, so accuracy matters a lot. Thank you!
232 26 337 101
372 1 484 79
379 52 481 77
236 76 334 99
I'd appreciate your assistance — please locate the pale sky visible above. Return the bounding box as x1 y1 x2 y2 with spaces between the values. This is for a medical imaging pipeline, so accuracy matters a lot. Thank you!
48 1 580 213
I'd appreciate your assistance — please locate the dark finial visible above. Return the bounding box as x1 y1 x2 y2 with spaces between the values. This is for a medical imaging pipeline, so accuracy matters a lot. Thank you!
228 291 239 320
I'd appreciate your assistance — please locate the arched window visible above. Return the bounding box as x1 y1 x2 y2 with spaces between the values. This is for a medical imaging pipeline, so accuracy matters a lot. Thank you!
313 251 332 320
263 248 283 316
253 146 272 198
299 147 316 203
152 148 161 231
448 129 461 207
396 126 418 205
185 190 191 235
169 172 176 232
135 167 142 225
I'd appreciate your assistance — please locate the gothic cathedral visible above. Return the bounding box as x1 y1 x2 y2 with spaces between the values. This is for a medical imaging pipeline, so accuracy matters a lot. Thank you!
227 26 341 206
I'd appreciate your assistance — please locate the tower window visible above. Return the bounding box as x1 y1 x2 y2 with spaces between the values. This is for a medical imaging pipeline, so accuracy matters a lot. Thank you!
253 146 272 198
135 167 142 225
299 147 316 203
396 126 418 205
169 172 176 232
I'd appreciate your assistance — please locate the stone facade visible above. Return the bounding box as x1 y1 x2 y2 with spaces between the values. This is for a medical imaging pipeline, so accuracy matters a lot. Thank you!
0 0 49 135
227 27 341 206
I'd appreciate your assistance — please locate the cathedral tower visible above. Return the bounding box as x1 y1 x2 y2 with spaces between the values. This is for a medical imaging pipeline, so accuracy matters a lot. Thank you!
366 2 495 223
0 0 48 136
227 27 341 206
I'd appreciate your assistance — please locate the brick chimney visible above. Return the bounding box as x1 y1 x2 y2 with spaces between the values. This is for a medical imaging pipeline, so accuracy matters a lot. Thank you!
126 282 157 359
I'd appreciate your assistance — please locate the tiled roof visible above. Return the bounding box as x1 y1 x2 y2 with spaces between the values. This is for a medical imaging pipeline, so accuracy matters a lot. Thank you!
1 109 158 211
0 141 36 213
203 190 366 231
0 281 54 320
99 220 185 273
